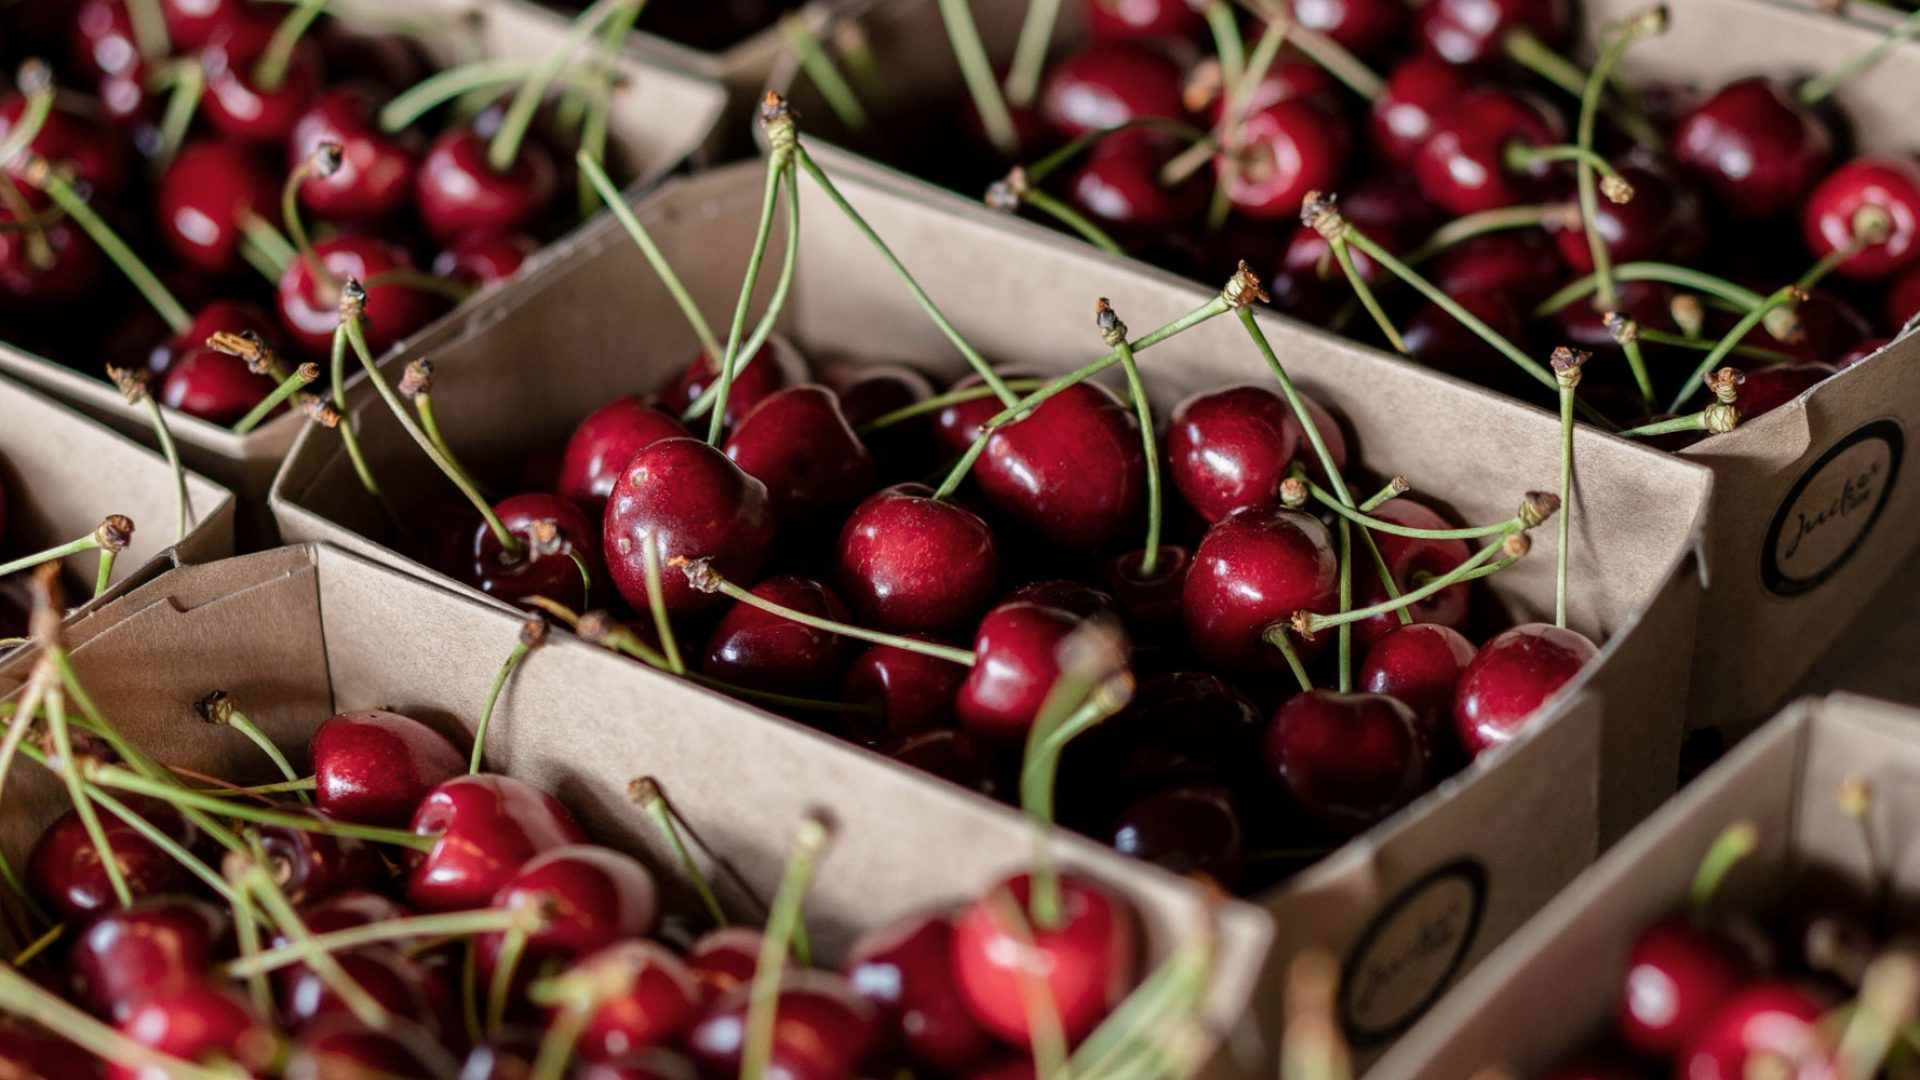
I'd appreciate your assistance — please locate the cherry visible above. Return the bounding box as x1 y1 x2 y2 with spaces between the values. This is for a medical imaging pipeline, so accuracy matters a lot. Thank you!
0 90 132 198
277 947 448 1039
1108 784 1246 884
1802 155 1920 281
687 927 768 1007
431 231 536 289
654 338 810 439
0 209 103 305
557 397 689 515
1168 383 1301 523
1886 264 1920 329
28 795 212 920
1403 291 1533 391
405 773 588 912
200 18 324 145
932 369 1038 458
317 26 432 95
839 639 970 745
724 385 877 525
686 971 879 1080
1678 981 1828 1080
955 600 1082 742
822 363 934 429
479 845 659 973
1672 78 1833 221
0 1027 90 1079
1266 690 1432 833
157 346 275 425
141 299 275 378
603 437 776 618
1369 56 1473 167
1099 545 1191 633
416 127 559 244
155 139 282 275
71 898 232 1022
1294 0 1404 57
1415 0 1570 65
1085 0 1203 41
1353 499 1472 648
1067 134 1207 238
1218 99 1349 221
1618 916 1755 1059
567 940 702 1061
950 874 1136 1046
1429 230 1567 309
1772 289 1875 366
1415 89 1565 216
974 381 1144 550
310 708 466 828
286 1015 459 1079
835 483 999 635
883 729 1002 797
1062 671 1261 802
163 0 250 52
299 890 412 936
1205 57 1341 119
291 85 421 221
1004 580 1117 620
1836 338 1888 370
275 234 440 358
703 575 854 695
1184 505 1339 671
471 491 600 611
1733 362 1836 421
846 913 993 1073
72 0 147 84
1551 161 1708 274
1359 622 1477 736
1453 622 1598 757
256 809 389 905
107 985 278 1080
1037 42 1188 140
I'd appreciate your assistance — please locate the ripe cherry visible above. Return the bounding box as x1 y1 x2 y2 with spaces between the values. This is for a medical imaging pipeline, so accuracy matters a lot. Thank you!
0 90 132 198
71 898 232 1021
1359 622 1477 737
1415 0 1570 65
163 0 250 52
1551 161 1708 273
556 396 689 515
1067 134 1207 239
1429 230 1566 309
703 575 854 695
951 874 1137 1046
432 232 536 289
415 128 558 243
405 774 588 912
687 927 769 1007
1403 292 1533 391
955 600 1082 742
479 846 659 973
1801 155 1920 280
724 385 877 525
975 381 1144 550
839 640 970 745
1266 690 1432 833
1218 99 1348 221
653 338 810 439
1677 981 1828 1080
602 437 776 618
1415 89 1565 216
108 985 278 1080
276 947 448 1039
471 492 600 611
1453 622 1598 756
154 139 281 275
286 1015 459 1079
1184 505 1339 671
138 299 275 379
156 347 275 425
200 18 324 145
883 729 1001 797
275 234 441 357
686 973 879 1078
0 210 102 304
310 708 466 828
1618 916 1755 1059
1168 383 1301 522
256 809 389 905
1038 42 1188 139
835 484 999 635
846 913 993 1074
291 85 421 221
1085 0 1203 41
28 795 212 920
1369 56 1473 167
1733 362 1836 421
1353 499 1472 648
1672 78 1833 220
1108 784 1246 884
1062 671 1261 805
566 940 702 1061
1293 0 1405 57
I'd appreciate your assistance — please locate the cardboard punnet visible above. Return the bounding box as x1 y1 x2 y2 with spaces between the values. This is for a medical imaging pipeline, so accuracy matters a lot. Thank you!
269 160 1712 1054
0 0 724 542
1371 693 1920 1080
770 0 1920 739
0 376 233 616
0 543 1273 1072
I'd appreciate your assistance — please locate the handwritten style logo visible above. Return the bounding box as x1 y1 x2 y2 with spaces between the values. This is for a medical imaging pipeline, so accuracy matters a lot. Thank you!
1339 860 1487 1046
1763 421 1903 597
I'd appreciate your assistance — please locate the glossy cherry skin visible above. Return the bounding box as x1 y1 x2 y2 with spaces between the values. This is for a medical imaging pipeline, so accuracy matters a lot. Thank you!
154 139 281 274
835 484 999 635
558 397 689 514
688 927 769 1007
311 708 466 828
1369 56 1472 167
1415 89 1564 216
0 91 132 198
1108 784 1246 885
1734 362 1836 421
107 985 278 1080
1673 78 1833 221
1429 230 1566 309
157 346 276 425
277 946 449 1039
1168 383 1301 523
28 796 211 920
1618 916 1755 1059
976 381 1145 550
163 0 250 51
1359 622 1477 737
432 231 535 289
846 913 993 1074
703 575 854 695
823 362 934 429
1266 690 1432 833
1068 134 1207 237
1353 499 1472 648
568 940 702 1061
0 211 102 304
286 1014 459 1079
1085 0 1203 41
951 874 1137 1046
1551 161 1708 274
71 898 232 1022
416 127 559 243
1453 623 1598 756
884 729 1001 798
480 845 659 973
1801 156 1920 281
141 299 275 379
654 338 810 440
471 491 600 611
1219 99 1349 220
724 385 877 525
1184 505 1339 671
1100 546 1191 634
1403 292 1533 391
1677 981 1829 1080
687 971 880 1080
839 639 970 745
200 18 323 145
405 774 588 911
1836 338 1889 371
603 437 777 618
1415 0 1569 64
932 368 1038 457
291 85 420 220
1038 42 1188 139
0 1027 92 1080
955 600 1082 742
1292 0 1404 57
275 234 441 358
256 810 389 905
1063 671 1262 803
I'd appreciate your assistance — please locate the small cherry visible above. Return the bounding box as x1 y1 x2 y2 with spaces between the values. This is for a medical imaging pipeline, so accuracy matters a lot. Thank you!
821 362 934 429
654 338 810 439
1108 783 1247 884
432 232 536 289
845 913 994 1074
687 927 769 1007
1551 161 1708 273
285 1015 459 1079
704 575 855 695
310 708 466 828
107 985 278 1080
154 139 281 275
1430 230 1567 309
1265 690 1433 833
1099 545 1192 633
479 845 660 973
955 600 1082 742
686 971 880 1080
1414 89 1565 216
1677 981 1829 1080
1168 383 1302 523
839 639 970 745
1368 56 1473 167
1672 78 1833 220
1085 0 1203 41
1183 505 1339 671
1359 622 1477 737
835 483 999 635
1352 499 1473 648
256 808 390 905
603 437 776 618
1618 916 1756 1059
1733 362 1836 421
1802 156 1920 280
299 890 412 936
415 127 558 244
200 18 324 145
71 897 233 1021
276 233 440 357
724 385 877 525
1415 0 1570 65
1037 42 1188 139
1218 100 1349 221
405 773 588 912
974 381 1145 550
556 396 689 515
28 795 212 920
471 491 600 611
564 940 702 1061
290 85 421 220
1453 622 1598 756
950 873 1137 1047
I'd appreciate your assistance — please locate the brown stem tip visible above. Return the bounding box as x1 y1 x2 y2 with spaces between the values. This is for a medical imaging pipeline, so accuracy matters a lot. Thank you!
1600 175 1635 204
1670 294 1704 337
519 618 549 649
576 609 618 646
1502 532 1532 560
28 563 63 644
626 776 664 807
399 359 433 399
986 166 1028 213
1519 491 1561 528
207 330 281 376
1389 476 1411 495
301 398 342 428
94 514 134 552
1289 610 1316 641
195 689 233 725
1223 261 1269 309
106 364 151 405
1550 346 1591 388
308 142 344 179
1605 310 1639 347
1095 298 1128 347
1182 57 1224 113
1299 190 1343 238
1280 476 1308 508
675 556 722 593
1704 366 1745 405
338 278 368 320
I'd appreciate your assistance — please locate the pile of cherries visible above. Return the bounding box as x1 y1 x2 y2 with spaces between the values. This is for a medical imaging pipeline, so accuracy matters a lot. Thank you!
0 0 630 427
831 0 1920 433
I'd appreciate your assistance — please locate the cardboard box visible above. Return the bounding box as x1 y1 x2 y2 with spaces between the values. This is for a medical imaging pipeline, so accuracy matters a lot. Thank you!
769 0 1920 740
1371 693 1920 1080
0 0 725 539
269 161 1713 1055
0 543 1273 1073
0 376 233 619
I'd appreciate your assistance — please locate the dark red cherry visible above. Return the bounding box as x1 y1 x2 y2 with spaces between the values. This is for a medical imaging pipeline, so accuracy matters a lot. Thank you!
704 574 854 695
975 381 1144 550
480 845 659 974
1773 289 1875 366
1003 580 1117 620
557 397 689 515
1618 916 1755 1059
275 234 441 358
1099 546 1191 634
1038 42 1188 139
200 18 323 145
1430 229 1566 309
955 600 1082 742
1067 133 1207 238
158 346 275 425
1802 155 1920 281
0 90 132 198
1359 622 1477 736
416 127 558 243
1678 981 1828 1080
1294 0 1404 56
1886 264 1920 330
1184 505 1339 671
471 491 600 611
1085 0 1203 41
687 971 879 1080
1453 622 1598 756
1168 383 1301 523
1369 56 1472 167
1415 89 1564 216
603 437 776 618
316 24 432 94
568 940 702 1061
299 890 412 937
1201 56 1341 123
1403 291 1533 391
724 385 877 524
107 985 277 1080
1062 671 1262 798
688 927 768 1007
840 641 970 745
654 338 810 439
291 85 420 220
1218 100 1348 221
1734 362 1836 421
1266 690 1432 833
28 795 211 920
143 299 275 379
256 809 389 905
835 484 999 635
1673 78 1833 221
822 362 934 429
1108 783 1246 884
951 874 1136 1046
405 774 588 912
432 231 535 289
1415 0 1570 65
73 0 147 84
163 0 249 52
155 139 280 275
72 898 232 1022
0 210 102 304
0 1027 91 1079
276 947 448 1040
883 729 1001 797
1352 499 1472 648
285 1015 458 1079
310 709 466 828
1551 161 1708 274
846 914 993 1074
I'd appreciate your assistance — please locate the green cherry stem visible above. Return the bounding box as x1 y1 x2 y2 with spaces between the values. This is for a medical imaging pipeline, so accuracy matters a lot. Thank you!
324 324 403 532
381 60 555 132
576 150 724 362
1690 820 1757 911
1264 628 1314 695
1203 0 1248 86
1403 204 1572 265
1667 286 1806 412
1020 185 1125 255
1615 409 1728 439
1635 326 1799 365
471 619 548 774
628 777 728 928
228 865 274 1019
1533 262 1766 318
231 362 317 436
1295 477 1536 539
782 14 870 132
674 557 977 666
741 816 832 1080
43 678 134 908
641 535 684 675
1798 5 1920 106
0 65 52 170
397 361 467 486
235 854 396 1033
687 162 802 426
1299 530 1530 637
1330 236 1406 355
282 145 338 290
1360 477 1408 513
936 0 1018 157
490 0 638 173
10 922 63 967
0 964 237 1080
195 691 307 802
1502 25 1665 148
253 0 325 92
0 675 54 928
1025 118 1210 187
82 784 242 906
573 0 642 219
706 110 796 446
1504 142 1630 188
857 378 1050 434
1070 926 1215 1077
1100 301 1164 577
1004 0 1066 107
23 159 189 334
1551 348 1586 629
227 907 527 979
1284 19 1384 100
91 765 436 851
0 529 107 580
123 0 169 62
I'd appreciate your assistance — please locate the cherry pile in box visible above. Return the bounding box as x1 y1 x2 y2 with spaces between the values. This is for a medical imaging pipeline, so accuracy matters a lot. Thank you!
782 0 1920 438
0 0 650 433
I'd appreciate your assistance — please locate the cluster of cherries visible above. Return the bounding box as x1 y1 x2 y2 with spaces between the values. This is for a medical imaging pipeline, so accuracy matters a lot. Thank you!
0 0 630 427
848 0 1920 433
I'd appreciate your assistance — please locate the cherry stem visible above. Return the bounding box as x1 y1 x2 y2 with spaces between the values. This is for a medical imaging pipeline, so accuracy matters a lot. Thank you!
254 0 325 92
936 0 1018 157
236 855 395 1032
1556 370 1577 630
10 921 63 968
1533 262 1765 318
1203 1 1248 86
1405 204 1569 265
782 14 870 134
1800 209 1893 294
0 963 238 1080
1286 19 1385 100
79 785 244 908
282 153 335 292
489 0 638 174
1504 142 1628 188
576 150 724 363
706 149 794 445
1299 478 1534 539
687 163 802 427
0 533 103 580
1004 0 1066 108
228 866 274 1019
24 161 190 334
1336 518 1354 691
1837 950 1920 1079
0 70 52 171
641 536 684 675
572 1 640 220
1360 478 1406 513
0 677 54 929
858 378 1049 433
1265 628 1314 694
196 691 308 802
486 926 528 1035
232 363 316 436
675 557 977 666
982 888 1071 1079
471 620 545 773
1636 327 1798 365
123 0 169 61
381 60 565 133
1840 777 1889 923
528 990 596 1080
1689 820 1756 911
239 213 296 279
92 765 436 851
630 777 728 928
742 816 831 1080
1021 187 1124 255
1070 927 1214 1076
1799 5 1920 106
1331 237 1406 355
194 776 318 798
42 678 135 909
795 142 1021 407
1667 286 1804 412
1101 303 1164 576
1028 118 1209 187
227 908 525 979
1301 528 1525 635
153 60 205 172
1503 26 1665 149
325 326 403 533
361 269 476 304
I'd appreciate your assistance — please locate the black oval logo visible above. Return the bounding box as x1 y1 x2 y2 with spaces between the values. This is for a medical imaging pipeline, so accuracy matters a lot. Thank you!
1339 858 1488 1047
1762 420 1903 598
